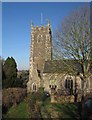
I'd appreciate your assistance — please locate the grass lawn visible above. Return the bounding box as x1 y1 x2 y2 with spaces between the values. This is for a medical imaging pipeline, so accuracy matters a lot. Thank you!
3 98 29 118
51 103 80 119
3 95 80 119
41 98 80 119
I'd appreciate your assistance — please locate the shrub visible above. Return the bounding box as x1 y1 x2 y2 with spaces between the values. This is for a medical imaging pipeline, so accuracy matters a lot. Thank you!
2 88 27 114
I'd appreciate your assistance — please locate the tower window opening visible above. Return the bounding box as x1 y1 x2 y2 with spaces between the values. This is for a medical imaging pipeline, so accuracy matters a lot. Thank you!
32 83 37 91
37 69 41 78
37 34 43 43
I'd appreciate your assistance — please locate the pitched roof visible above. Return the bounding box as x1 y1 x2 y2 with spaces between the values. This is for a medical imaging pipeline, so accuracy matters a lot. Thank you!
43 60 83 74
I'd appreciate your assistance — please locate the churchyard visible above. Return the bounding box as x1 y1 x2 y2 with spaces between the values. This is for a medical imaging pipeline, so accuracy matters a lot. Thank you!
2 87 92 119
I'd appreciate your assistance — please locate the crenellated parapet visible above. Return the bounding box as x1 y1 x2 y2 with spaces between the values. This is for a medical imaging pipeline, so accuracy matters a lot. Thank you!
31 26 51 34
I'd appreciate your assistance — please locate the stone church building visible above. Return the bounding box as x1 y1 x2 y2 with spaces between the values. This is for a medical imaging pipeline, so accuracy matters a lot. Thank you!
27 21 92 94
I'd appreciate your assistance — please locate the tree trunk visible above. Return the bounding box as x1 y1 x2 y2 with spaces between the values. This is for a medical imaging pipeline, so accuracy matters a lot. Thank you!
74 77 78 102
81 77 88 100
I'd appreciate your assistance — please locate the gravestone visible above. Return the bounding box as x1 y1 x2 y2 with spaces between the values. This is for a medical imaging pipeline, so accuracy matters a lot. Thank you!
50 85 57 103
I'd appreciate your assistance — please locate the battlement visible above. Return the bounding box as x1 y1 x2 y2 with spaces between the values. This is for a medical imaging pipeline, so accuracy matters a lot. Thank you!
31 21 51 33
31 25 51 33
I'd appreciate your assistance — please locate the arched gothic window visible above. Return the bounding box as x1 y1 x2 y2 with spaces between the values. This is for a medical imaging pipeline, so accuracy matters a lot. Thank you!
65 77 73 95
65 79 73 89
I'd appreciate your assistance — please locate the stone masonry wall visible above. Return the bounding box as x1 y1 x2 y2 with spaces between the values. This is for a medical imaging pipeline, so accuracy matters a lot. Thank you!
27 23 52 93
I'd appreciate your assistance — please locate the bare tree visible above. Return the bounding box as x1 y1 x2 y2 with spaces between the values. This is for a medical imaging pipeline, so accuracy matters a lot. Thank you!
53 6 92 97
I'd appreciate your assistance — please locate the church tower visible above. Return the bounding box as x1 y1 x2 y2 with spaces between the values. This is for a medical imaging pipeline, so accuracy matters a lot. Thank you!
27 21 52 93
